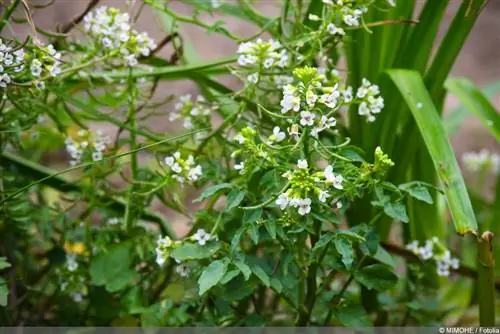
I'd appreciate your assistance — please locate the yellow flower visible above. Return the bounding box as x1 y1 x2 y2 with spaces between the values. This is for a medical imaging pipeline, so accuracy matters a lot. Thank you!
64 242 87 256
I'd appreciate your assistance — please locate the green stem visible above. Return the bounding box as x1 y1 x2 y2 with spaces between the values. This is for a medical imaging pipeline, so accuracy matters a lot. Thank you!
125 69 138 232
477 231 495 327
0 0 20 33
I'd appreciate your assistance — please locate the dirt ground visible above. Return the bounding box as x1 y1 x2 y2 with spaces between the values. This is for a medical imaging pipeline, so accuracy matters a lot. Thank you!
6 0 500 233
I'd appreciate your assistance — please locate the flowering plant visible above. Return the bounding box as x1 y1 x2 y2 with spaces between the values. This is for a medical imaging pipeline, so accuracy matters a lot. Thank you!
0 0 497 327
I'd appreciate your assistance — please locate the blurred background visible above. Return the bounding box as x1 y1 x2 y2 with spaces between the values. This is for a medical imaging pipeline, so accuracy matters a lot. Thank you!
4 0 499 233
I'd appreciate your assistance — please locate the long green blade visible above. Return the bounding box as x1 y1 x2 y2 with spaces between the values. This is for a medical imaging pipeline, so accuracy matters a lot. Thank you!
445 77 500 141
387 69 478 235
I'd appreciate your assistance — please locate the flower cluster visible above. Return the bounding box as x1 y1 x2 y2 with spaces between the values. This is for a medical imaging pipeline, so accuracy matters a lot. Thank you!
237 38 289 84
164 151 203 185
0 39 62 89
322 0 368 28
155 235 174 266
169 94 215 143
231 126 274 175
462 149 500 175
356 78 384 122
406 238 460 277
155 229 216 269
276 159 344 216
83 6 156 67
65 129 111 165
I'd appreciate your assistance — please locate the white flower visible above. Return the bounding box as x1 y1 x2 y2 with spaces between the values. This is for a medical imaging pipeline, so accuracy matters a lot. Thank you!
320 115 336 129
271 126 286 142
462 149 500 175
418 240 434 260
276 193 289 210
297 159 308 169
176 263 190 277
297 198 312 216
387 0 396 7
188 165 203 181
263 58 274 68
319 89 340 109
234 161 245 171
324 165 344 189
281 94 301 113
306 90 318 106
247 73 259 84
107 217 120 225
300 111 316 126
234 134 245 144
288 124 300 141
318 190 330 203
192 229 211 246
71 293 84 303
308 14 321 21
327 23 345 36
66 254 78 272
406 240 419 253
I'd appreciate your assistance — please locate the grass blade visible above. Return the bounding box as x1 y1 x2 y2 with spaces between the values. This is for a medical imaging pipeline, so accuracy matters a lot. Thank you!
445 77 500 140
387 69 478 235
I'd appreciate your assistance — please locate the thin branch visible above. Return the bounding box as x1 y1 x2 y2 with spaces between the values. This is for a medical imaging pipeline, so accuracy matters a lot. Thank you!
380 241 500 292
59 0 100 33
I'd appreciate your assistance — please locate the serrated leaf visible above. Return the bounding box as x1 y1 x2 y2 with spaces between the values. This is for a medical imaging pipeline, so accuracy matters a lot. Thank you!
170 242 220 261
334 237 354 269
193 183 233 203
225 189 246 211
383 201 409 223
399 182 433 204
354 264 398 292
198 260 228 295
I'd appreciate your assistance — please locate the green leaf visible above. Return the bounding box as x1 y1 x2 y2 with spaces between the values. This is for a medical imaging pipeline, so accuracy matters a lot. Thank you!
399 182 434 204
170 242 220 261
250 264 270 287
264 217 277 239
243 208 263 224
225 189 246 211
387 69 478 235
0 278 8 307
90 242 134 292
335 302 372 327
445 80 500 135
193 183 233 203
106 270 138 293
334 237 354 270
354 264 398 292
445 77 500 140
0 257 11 270
198 260 228 295
234 260 252 281
383 201 409 223
220 269 240 285
371 245 396 269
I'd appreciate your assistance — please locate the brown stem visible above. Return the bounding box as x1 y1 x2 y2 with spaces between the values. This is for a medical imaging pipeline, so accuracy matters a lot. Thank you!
59 0 100 33
380 241 500 292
